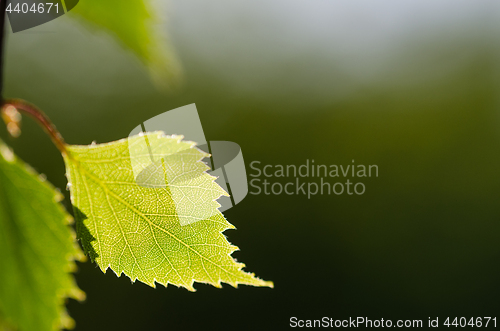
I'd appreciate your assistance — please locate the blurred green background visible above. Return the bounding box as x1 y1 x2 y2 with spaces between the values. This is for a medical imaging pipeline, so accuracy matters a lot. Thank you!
2 0 500 329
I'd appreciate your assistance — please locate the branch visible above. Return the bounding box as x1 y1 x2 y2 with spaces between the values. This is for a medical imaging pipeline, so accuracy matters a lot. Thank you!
0 0 8 101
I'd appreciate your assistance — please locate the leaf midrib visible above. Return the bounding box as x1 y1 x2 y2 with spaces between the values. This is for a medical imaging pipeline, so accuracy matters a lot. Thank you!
75 159 244 284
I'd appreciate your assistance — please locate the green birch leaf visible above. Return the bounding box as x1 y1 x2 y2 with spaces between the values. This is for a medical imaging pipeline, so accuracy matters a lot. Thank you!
69 0 181 88
0 140 85 331
63 132 272 290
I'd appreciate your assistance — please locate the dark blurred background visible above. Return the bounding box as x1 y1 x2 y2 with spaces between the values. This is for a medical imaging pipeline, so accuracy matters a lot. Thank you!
2 0 500 329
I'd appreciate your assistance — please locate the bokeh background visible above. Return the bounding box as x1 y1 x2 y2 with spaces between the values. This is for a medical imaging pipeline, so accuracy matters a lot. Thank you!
2 0 500 329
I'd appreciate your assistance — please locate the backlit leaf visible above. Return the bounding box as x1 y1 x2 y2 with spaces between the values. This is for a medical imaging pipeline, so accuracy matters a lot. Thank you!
64 132 272 290
0 140 85 331
69 0 182 88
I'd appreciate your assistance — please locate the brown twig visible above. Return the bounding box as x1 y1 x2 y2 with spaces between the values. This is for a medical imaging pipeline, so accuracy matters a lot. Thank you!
0 0 8 102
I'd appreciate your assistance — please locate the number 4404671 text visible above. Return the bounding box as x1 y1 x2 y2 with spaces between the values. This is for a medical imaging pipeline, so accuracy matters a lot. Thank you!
6 3 59 14
443 317 496 328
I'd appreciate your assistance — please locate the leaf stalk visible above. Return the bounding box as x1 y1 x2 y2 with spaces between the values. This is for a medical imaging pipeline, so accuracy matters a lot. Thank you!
1 98 68 155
